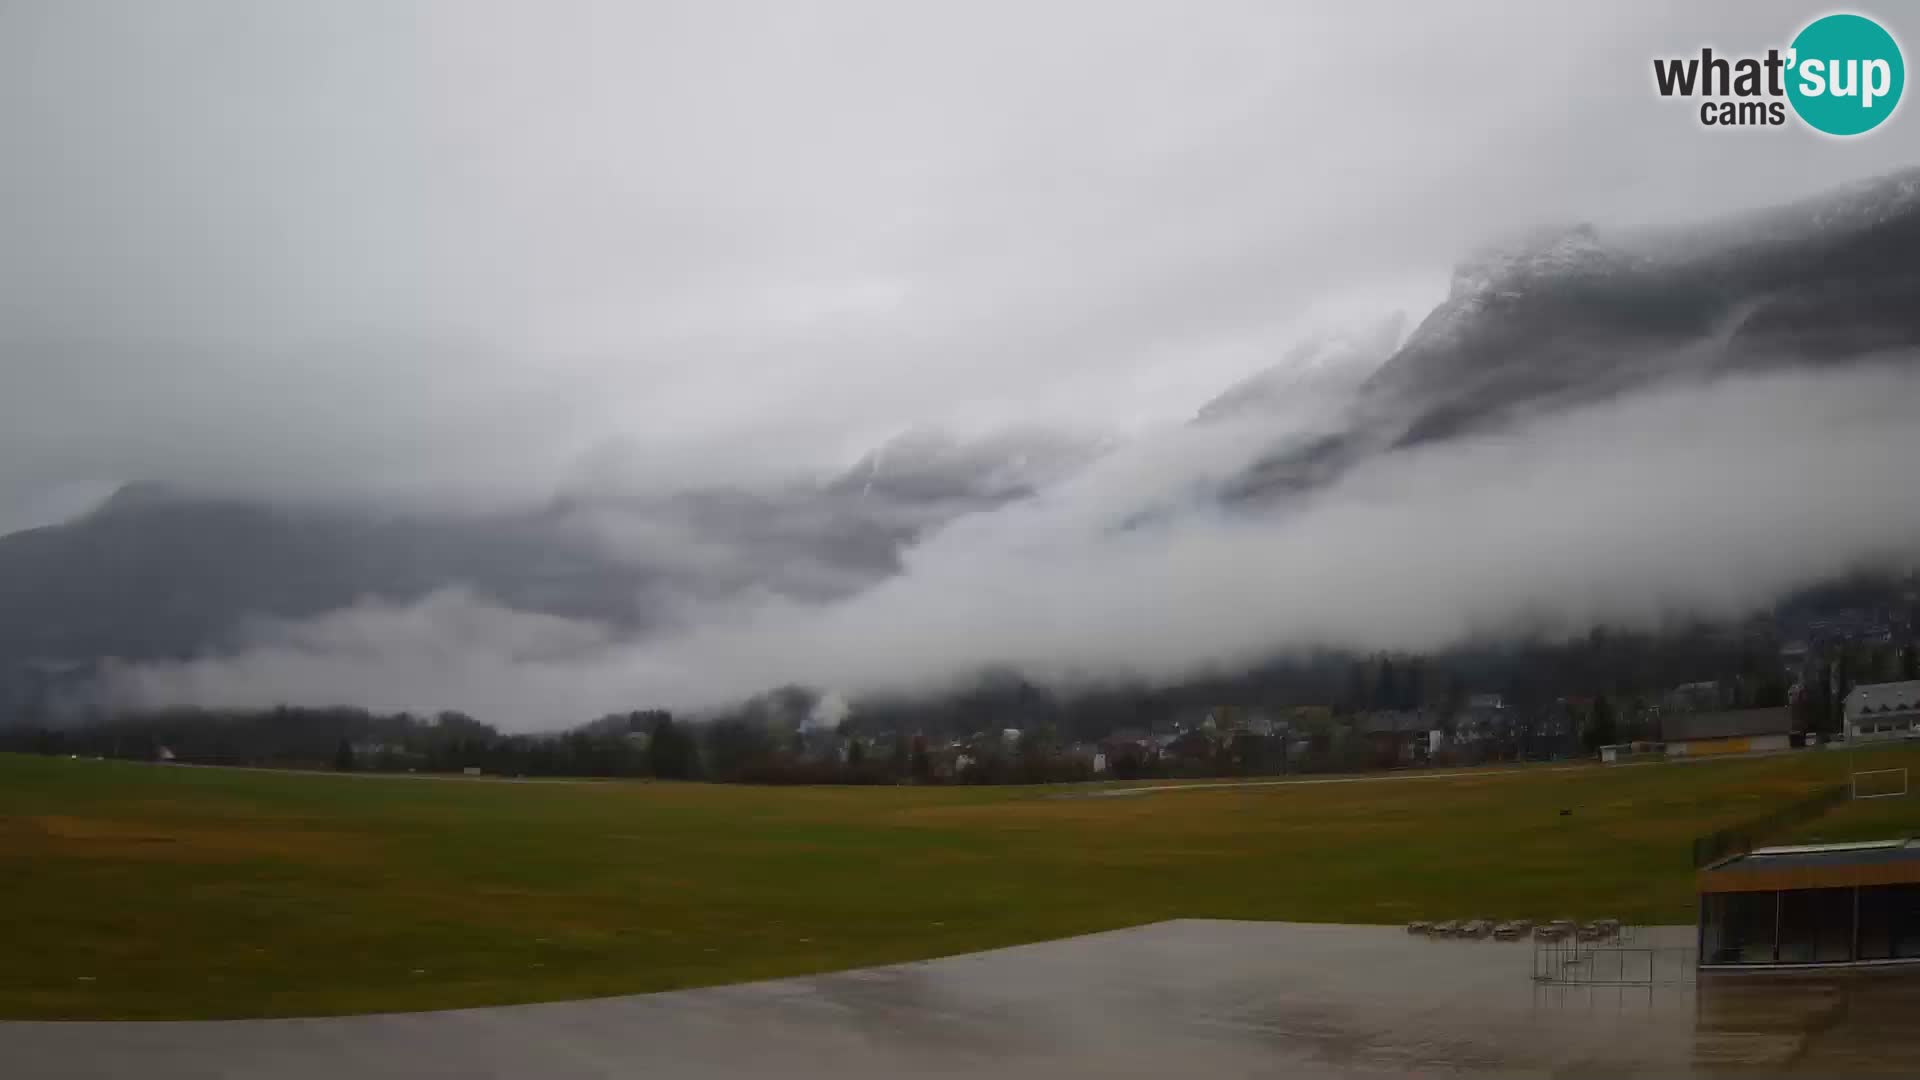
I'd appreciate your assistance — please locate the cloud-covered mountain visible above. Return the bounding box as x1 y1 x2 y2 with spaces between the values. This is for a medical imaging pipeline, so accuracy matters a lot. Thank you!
0 485 647 663
0 427 1108 672
1193 314 1405 425
1228 167 1920 500
826 426 1109 504
1381 169 1920 437
8 168 1920 725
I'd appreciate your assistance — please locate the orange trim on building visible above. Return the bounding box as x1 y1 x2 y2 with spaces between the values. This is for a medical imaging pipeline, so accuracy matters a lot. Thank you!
1698 860 1920 894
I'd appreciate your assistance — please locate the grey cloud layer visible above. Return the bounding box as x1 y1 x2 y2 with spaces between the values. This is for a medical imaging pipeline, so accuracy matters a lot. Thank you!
117 366 1920 727
4 1 1915 531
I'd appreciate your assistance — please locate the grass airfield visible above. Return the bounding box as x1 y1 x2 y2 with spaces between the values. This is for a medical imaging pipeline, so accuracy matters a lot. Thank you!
4 745 1917 1019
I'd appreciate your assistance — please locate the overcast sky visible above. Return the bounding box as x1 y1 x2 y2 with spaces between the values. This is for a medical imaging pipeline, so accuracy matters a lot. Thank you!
3 2 1915 533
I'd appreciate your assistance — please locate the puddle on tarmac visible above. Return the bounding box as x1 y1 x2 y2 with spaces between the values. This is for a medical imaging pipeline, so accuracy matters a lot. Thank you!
775 921 1920 1076
9 920 1920 1077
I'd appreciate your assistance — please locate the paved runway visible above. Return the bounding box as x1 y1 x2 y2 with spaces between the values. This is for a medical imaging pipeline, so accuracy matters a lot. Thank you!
7 920 1918 1077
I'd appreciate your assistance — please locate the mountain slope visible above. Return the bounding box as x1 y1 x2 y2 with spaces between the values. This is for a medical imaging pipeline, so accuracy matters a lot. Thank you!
5 169 1919 713
0 427 1105 680
1227 167 1920 500
1194 314 1404 425
0 487 652 662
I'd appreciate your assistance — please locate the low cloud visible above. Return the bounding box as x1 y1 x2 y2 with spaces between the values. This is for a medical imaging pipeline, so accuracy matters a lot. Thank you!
5 3 1914 536
116 363 1920 728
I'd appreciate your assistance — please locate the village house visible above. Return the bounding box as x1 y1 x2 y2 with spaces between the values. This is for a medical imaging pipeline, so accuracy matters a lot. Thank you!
1844 680 1920 743
1355 710 1436 767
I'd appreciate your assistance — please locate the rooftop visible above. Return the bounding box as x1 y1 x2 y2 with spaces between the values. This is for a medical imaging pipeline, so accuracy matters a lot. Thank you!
1751 840 1907 856
1662 707 1792 742
1700 837 1920 892
1739 838 1920 866
1845 680 1920 714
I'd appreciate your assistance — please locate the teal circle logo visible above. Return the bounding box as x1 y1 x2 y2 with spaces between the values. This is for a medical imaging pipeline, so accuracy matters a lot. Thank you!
1787 14 1905 135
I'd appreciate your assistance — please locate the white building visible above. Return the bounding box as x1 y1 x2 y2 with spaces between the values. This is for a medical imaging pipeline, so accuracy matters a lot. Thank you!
1844 680 1920 743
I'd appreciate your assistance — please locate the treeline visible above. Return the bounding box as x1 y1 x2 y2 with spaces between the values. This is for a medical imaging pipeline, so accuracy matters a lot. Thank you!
0 699 1111 785
0 707 672 779
0 705 1040 785
844 622 1809 746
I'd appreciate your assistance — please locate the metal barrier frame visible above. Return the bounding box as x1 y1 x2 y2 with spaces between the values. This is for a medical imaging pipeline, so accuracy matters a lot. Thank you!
1533 930 1698 986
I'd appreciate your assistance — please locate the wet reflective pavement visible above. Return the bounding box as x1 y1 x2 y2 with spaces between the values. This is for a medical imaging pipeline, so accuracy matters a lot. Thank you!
9 920 1920 1078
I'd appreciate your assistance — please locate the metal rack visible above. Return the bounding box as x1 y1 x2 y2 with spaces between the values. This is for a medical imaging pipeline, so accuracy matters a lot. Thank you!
1532 927 1697 987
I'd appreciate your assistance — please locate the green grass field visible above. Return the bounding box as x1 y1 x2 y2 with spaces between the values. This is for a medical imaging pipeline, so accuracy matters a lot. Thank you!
1782 752 1920 843
5 746 1920 1020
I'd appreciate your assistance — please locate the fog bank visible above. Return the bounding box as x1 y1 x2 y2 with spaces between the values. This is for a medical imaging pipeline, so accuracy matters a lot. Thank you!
115 364 1920 727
